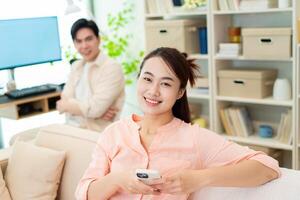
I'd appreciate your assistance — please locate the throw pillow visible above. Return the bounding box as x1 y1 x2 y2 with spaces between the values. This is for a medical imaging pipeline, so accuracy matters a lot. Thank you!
5 141 66 200
0 167 11 200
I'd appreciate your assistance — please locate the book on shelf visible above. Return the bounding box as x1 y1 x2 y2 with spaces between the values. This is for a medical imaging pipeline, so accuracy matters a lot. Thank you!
220 109 233 135
238 106 254 136
229 107 244 136
239 0 277 10
218 0 240 11
217 43 241 57
146 0 173 15
227 0 240 10
220 106 254 137
218 0 229 11
275 109 292 145
225 108 236 135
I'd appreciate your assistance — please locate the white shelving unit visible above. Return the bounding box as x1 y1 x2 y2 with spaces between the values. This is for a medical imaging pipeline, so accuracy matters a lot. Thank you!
144 0 300 169
210 0 299 169
297 44 300 169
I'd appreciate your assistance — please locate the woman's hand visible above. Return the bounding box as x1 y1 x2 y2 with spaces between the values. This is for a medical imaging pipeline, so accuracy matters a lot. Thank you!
157 170 208 195
115 171 161 195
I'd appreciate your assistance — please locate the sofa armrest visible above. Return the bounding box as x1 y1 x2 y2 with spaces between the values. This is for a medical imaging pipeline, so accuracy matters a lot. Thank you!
0 147 12 174
9 127 40 146
190 168 300 200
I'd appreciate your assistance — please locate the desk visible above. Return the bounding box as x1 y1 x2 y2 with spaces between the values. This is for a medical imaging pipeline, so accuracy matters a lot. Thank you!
0 91 61 148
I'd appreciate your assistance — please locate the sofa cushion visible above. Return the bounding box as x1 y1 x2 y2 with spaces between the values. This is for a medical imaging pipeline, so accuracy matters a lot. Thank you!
34 124 99 200
5 141 66 200
0 167 11 200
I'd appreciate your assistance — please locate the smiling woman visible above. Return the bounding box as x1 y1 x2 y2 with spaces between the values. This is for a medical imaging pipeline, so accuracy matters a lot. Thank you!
75 47 280 200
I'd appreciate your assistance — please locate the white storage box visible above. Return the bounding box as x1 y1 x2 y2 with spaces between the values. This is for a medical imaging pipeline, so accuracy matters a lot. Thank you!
145 20 205 54
242 28 292 59
218 69 277 99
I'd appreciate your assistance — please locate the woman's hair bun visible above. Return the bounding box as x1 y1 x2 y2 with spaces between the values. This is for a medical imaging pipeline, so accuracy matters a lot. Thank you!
181 52 188 59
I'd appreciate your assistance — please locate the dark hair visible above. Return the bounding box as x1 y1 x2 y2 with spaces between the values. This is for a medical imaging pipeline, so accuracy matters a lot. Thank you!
70 18 99 40
138 47 199 123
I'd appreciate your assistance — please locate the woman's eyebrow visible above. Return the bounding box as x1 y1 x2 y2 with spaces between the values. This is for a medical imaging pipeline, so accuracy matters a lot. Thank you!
144 71 154 76
144 71 174 82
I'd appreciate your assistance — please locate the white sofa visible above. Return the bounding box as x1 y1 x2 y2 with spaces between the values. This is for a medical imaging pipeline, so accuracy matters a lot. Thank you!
2 124 300 200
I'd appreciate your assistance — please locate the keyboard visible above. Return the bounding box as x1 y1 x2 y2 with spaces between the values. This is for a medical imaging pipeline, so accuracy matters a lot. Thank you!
5 84 58 99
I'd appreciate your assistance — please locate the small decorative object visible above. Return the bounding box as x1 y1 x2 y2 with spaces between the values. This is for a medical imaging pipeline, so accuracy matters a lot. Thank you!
183 0 207 9
189 104 201 120
172 0 183 6
259 125 273 138
273 78 291 100
228 27 241 43
278 0 291 8
6 80 16 92
192 117 207 128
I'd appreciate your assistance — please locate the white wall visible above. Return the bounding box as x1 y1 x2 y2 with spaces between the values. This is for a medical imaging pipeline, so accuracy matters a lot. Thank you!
92 0 145 117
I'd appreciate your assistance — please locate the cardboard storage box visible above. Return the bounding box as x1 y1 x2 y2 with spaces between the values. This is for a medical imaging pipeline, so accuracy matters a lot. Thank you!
242 28 292 59
145 19 205 54
218 69 277 99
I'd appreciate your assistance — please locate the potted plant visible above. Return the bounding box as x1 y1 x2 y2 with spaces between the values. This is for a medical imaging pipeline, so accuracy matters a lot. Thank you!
101 1 144 85
183 0 207 9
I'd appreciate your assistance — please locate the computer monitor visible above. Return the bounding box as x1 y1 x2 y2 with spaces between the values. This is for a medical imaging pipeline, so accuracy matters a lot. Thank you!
0 16 62 71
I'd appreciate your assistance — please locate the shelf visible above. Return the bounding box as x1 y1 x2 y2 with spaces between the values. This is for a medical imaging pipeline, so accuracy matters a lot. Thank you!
214 55 293 62
0 92 61 120
145 11 207 19
223 134 293 150
187 93 210 100
166 11 207 17
216 96 293 107
213 8 293 15
189 54 209 60
145 14 164 19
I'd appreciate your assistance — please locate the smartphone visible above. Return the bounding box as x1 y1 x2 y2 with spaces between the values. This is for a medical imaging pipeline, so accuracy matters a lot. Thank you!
135 169 162 185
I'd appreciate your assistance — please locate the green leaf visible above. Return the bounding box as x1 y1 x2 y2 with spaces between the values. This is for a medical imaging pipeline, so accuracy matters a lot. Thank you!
101 0 143 85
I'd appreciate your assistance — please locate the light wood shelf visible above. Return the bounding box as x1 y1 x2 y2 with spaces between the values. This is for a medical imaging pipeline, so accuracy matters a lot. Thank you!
145 11 207 19
0 92 61 120
213 8 293 15
216 96 293 107
187 93 210 100
189 54 209 60
214 55 293 62
223 134 293 151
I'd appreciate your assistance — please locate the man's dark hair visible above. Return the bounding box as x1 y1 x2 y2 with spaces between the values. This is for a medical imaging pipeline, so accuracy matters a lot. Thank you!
70 18 99 40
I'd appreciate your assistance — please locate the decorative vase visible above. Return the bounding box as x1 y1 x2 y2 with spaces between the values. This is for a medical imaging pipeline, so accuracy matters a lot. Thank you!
278 0 291 8
273 78 291 100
